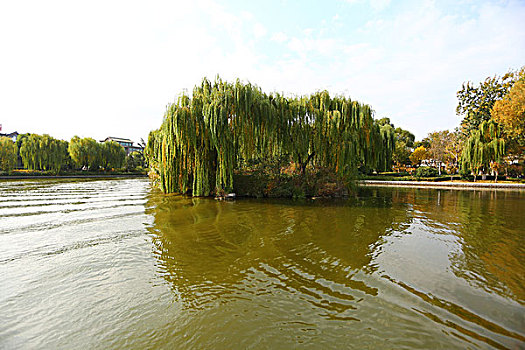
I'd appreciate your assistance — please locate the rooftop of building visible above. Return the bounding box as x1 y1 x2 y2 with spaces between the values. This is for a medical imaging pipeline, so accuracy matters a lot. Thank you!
101 136 134 143
0 131 19 137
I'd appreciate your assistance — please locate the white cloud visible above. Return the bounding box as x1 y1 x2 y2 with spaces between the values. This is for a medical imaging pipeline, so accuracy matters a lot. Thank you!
271 32 288 43
370 0 391 11
344 0 391 11
253 23 267 39
287 35 339 57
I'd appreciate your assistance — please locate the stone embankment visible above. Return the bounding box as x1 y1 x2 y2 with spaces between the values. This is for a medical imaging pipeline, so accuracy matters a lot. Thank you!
360 180 525 190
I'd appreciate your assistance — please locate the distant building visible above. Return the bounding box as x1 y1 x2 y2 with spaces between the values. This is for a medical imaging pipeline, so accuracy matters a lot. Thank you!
101 136 144 155
0 131 19 142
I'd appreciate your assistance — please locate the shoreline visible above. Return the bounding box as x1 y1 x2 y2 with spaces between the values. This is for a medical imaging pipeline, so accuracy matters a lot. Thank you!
2 176 524 192
359 180 525 190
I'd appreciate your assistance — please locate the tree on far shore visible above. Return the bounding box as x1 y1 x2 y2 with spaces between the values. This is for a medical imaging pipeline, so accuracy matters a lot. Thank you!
19 134 69 173
126 151 145 171
427 130 463 174
491 67 525 159
377 118 414 169
100 141 126 170
461 120 505 182
456 70 516 136
0 137 18 172
443 128 463 171
410 146 428 167
69 136 101 170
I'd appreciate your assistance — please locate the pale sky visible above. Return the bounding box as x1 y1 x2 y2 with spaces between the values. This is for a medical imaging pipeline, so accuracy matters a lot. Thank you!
1 0 524 143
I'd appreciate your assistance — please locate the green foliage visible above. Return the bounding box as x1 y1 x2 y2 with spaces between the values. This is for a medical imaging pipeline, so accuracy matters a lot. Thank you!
374 119 413 169
376 117 393 127
377 123 395 171
415 166 439 178
457 70 516 136
146 77 396 195
506 164 524 178
394 127 415 148
68 136 101 170
393 140 410 166
100 141 126 169
126 151 145 171
460 119 505 180
19 134 69 173
0 137 18 172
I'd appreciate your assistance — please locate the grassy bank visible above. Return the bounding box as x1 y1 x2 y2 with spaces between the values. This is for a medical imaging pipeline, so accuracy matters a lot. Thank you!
0 169 148 177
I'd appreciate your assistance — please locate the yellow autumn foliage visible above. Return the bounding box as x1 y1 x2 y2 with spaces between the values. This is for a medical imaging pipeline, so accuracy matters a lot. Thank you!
491 68 525 146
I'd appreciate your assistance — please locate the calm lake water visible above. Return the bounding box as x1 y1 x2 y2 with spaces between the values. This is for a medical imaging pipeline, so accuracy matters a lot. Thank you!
0 178 524 349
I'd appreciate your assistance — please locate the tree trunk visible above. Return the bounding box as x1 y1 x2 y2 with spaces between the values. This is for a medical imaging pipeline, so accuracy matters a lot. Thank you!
300 152 315 175
297 155 303 174
300 162 306 175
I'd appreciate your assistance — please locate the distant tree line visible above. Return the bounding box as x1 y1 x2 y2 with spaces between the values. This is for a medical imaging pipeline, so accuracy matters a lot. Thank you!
0 134 145 173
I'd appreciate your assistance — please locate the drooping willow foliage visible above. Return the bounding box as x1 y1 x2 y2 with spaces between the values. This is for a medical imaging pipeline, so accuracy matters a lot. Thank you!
19 134 69 172
68 137 127 170
461 119 505 180
146 77 395 195
0 137 18 172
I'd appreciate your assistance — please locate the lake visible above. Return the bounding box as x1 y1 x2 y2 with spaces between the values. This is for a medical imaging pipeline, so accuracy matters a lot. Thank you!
1 178 524 349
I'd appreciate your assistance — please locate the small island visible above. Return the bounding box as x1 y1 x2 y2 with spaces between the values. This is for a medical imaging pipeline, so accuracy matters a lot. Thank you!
145 77 397 198
144 73 525 198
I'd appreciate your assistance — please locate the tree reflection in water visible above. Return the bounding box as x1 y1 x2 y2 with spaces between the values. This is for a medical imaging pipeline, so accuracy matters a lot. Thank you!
145 190 411 314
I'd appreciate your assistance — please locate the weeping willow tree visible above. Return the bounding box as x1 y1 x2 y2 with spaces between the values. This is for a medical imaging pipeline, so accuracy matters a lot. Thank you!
461 119 505 181
68 136 102 170
146 77 396 195
100 141 126 170
0 137 18 172
19 134 69 173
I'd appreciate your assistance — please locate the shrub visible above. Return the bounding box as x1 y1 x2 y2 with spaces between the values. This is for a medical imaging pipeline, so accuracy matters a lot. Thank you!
233 170 349 198
415 166 439 178
507 164 524 178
